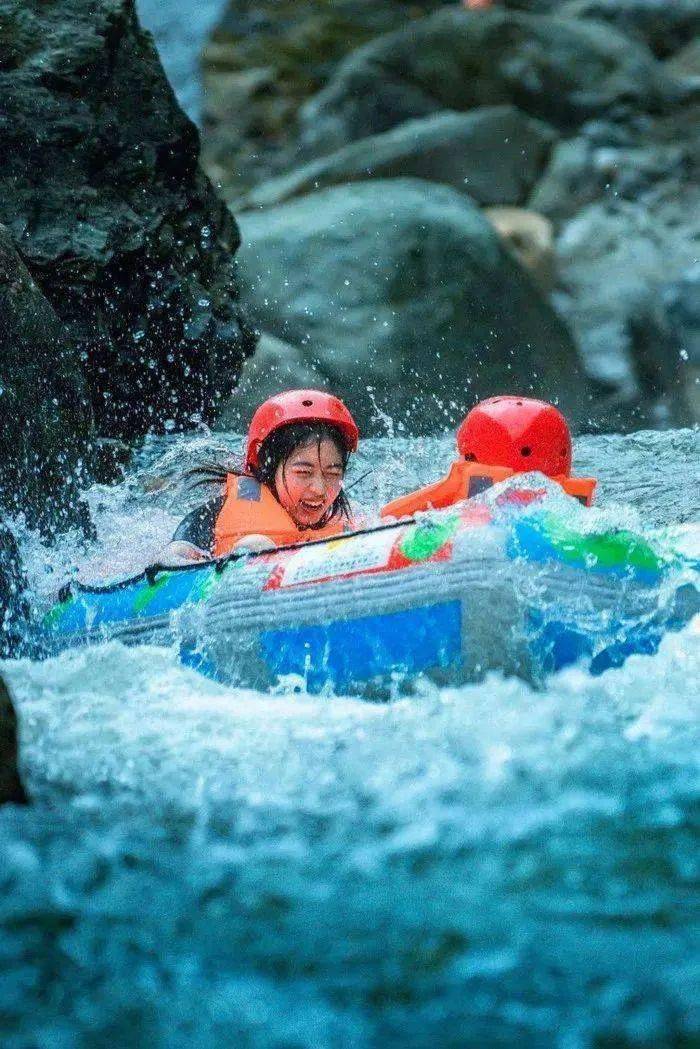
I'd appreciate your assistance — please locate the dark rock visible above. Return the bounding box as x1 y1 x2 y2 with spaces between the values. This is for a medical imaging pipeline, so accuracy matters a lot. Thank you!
529 136 689 224
627 295 695 427
554 198 700 424
299 9 675 157
664 267 700 368
235 179 589 435
0 226 92 535
200 0 448 196
90 438 132 485
666 38 700 80
0 0 255 441
662 266 700 421
501 1 559 9
0 526 30 660
0 674 28 805
242 108 556 210
560 0 700 60
217 333 329 431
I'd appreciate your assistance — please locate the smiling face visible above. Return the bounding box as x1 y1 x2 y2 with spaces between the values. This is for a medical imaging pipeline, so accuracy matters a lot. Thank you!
274 437 345 528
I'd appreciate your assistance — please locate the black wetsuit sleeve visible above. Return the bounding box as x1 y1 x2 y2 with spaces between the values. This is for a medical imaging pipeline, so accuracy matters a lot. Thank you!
172 495 225 554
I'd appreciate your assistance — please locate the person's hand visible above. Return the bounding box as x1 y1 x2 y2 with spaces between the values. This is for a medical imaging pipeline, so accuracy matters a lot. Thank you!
160 540 210 566
231 534 277 553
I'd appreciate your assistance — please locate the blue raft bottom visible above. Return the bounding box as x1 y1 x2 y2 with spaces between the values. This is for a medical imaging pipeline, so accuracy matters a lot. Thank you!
259 601 463 693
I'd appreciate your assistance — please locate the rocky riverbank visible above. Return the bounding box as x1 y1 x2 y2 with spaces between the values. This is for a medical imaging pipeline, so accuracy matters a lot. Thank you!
202 0 700 432
0 0 255 526
0 0 256 786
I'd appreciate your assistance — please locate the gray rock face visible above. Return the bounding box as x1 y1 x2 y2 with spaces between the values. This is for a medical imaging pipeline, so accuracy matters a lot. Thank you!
235 179 587 435
560 0 700 59
200 0 449 196
300 9 674 157
666 38 700 79
665 266 700 368
0 0 255 441
0 674 27 805
243 108 556 210
529 135 689 225
0 227 92 535
663 266 700 421
554 198 700 425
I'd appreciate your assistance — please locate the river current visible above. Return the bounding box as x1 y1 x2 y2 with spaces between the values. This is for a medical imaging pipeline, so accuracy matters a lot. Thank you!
1 428 698 1046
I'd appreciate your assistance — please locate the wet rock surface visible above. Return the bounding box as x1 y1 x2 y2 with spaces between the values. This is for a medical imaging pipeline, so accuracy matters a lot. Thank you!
235 180 587 434
553 192 700 426
0 0 255 442
0 675 26 804
0 671 25 801
0 528 31 661
242 107 555 211
0 226 91 535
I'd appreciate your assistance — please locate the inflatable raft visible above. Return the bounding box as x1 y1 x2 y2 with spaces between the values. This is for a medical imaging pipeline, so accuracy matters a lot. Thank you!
44 485 699 694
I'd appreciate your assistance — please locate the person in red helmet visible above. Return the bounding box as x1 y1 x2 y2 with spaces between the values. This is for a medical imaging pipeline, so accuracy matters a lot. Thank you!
381 396 596 520
164 390 359 562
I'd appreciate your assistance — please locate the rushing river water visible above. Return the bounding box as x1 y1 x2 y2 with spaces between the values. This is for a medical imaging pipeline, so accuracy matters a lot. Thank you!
1 428 698 1046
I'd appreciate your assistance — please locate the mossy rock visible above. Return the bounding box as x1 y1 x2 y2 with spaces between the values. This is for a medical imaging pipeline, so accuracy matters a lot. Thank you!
200 0 449 196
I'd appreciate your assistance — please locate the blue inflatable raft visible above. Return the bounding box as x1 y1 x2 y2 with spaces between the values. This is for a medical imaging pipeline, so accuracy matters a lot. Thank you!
44 488 699 694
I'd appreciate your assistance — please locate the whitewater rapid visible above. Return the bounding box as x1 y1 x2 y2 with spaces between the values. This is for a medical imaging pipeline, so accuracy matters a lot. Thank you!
1 428 698 1046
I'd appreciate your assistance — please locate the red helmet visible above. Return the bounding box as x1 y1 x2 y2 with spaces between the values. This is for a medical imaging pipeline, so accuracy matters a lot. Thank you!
457 396 572 478
245 389 359 471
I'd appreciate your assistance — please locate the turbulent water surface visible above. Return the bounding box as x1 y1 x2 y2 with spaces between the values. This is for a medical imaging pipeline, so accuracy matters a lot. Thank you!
1 429 699 1047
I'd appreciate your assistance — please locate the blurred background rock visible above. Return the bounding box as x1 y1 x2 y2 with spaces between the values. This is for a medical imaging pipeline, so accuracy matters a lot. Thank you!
164 0 698 434
81 0 700 435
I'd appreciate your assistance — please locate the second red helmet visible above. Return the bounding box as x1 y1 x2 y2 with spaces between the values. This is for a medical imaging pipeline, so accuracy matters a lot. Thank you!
245 389 359 471
457 396 572 478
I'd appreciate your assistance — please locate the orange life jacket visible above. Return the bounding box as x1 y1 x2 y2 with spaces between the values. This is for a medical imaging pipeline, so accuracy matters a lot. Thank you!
380 461 596 520
213 474 351 557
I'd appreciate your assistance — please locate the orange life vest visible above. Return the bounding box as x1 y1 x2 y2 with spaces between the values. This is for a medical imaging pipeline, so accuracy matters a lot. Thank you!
380 461 596 520
213 474 350 557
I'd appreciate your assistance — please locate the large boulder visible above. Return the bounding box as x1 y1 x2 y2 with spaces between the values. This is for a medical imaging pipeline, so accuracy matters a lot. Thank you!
0 0 255 441
554 197 700 424
243 108 556 210
235 179 588 435
200 0 448 196
0 675 26 805
0 226 91 535
299 8 676 157
560 0 700 60
529 133 689 225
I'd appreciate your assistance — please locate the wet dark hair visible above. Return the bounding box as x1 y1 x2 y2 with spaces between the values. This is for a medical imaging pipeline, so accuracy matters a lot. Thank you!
186 422 352 527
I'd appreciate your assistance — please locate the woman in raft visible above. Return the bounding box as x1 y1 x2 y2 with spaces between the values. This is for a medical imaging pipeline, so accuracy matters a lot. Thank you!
165 389 359 562
381 395 596 519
